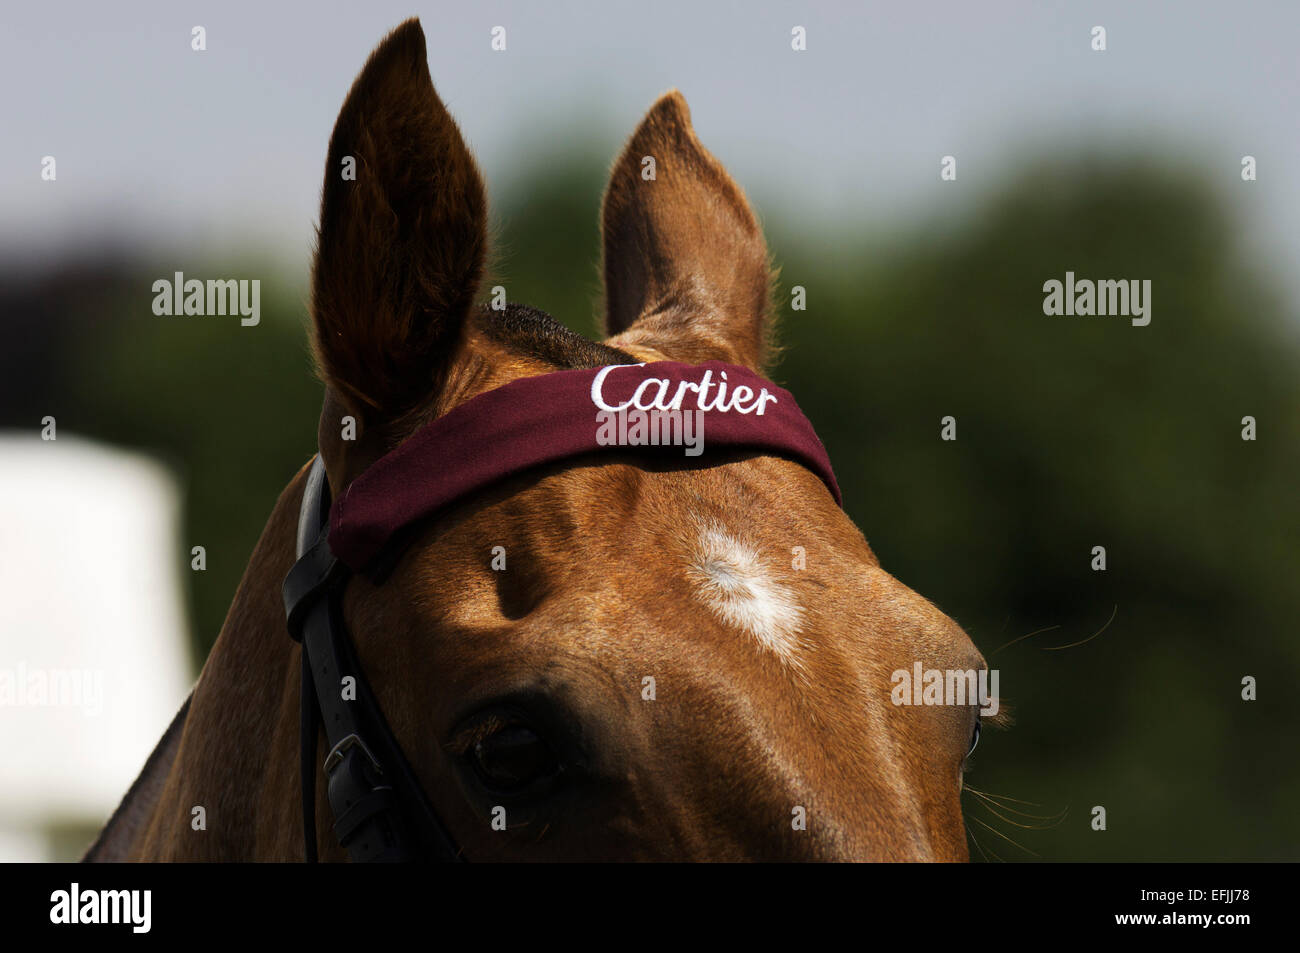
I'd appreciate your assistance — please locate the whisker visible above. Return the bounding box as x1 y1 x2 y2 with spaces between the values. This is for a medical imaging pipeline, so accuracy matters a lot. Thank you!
970 792 1069 829
983 839 1006 863
962 784 1047 808
968 815 1038 857
965 787 1065 820
1044 604 1117 651
973 798 1068 825
992 624 1060 657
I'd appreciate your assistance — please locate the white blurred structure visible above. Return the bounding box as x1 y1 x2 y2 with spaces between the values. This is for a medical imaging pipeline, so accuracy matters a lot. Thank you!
0 434 192 861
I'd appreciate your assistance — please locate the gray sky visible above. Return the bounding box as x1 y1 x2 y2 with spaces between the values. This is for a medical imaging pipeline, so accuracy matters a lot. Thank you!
3 0 1297 310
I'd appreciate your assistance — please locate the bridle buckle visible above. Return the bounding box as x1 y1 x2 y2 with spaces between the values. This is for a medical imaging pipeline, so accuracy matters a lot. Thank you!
323 732 381 776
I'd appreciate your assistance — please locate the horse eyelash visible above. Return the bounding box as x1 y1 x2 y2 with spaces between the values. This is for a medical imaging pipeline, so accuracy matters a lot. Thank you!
445 714 513 757
982 701 1014 730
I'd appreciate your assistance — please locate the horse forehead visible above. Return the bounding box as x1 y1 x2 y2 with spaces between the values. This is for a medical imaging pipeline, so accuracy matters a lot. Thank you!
684 520 805 668
395 456 854 645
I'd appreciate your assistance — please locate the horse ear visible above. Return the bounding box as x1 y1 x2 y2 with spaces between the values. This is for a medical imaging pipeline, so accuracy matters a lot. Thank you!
310 18 486 449
600 91 773 370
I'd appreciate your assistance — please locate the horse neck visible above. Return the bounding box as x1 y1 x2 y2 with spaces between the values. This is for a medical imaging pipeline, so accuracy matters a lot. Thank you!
130 461 310 859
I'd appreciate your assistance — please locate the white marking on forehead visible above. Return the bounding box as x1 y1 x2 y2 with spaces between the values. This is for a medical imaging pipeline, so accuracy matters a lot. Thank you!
687 522 804 666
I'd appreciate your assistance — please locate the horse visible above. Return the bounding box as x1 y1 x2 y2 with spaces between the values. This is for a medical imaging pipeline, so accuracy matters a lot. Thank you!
85 18 990 862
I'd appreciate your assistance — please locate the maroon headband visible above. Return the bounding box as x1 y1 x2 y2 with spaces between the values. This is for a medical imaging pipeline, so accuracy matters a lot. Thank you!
328 360 842 571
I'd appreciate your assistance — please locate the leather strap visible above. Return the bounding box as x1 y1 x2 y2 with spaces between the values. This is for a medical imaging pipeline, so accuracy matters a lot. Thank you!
299 643 319 863
283 456 463 863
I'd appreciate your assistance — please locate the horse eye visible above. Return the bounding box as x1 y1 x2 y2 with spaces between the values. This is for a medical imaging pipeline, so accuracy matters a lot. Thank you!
471 725 559 792
967 719 981 758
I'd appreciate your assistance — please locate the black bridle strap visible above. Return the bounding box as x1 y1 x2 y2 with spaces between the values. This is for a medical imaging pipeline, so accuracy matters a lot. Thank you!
283 456 463 863
299 641 319 863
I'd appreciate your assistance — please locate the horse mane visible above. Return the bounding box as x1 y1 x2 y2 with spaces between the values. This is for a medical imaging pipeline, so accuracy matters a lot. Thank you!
476 303 638 370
